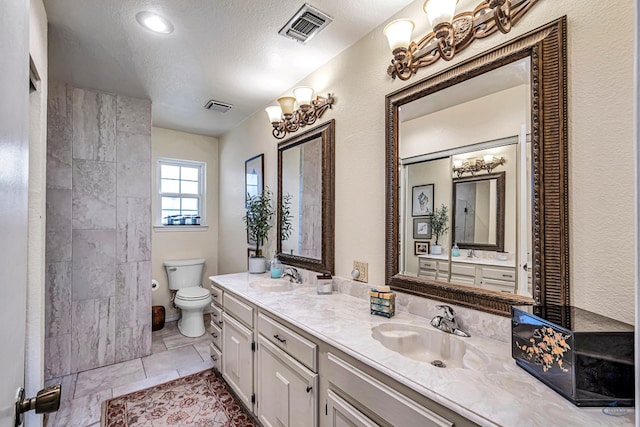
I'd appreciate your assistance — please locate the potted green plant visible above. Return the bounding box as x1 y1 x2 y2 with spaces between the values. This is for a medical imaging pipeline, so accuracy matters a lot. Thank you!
243 187 275 273
430 204 449 255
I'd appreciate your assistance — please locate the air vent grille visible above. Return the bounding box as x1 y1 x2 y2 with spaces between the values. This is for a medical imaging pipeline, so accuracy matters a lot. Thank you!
279 4 332 44
204 99 232 113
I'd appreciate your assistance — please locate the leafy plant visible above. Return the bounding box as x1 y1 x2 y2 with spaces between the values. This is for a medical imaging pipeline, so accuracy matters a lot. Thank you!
431 204 449 246
280 193 294 242
243 187 274 256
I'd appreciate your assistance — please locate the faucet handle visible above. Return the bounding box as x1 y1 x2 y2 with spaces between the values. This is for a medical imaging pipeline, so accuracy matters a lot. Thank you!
435 305 456 320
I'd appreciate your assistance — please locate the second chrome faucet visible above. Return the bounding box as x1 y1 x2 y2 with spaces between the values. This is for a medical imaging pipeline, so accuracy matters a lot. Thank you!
430 305 470 337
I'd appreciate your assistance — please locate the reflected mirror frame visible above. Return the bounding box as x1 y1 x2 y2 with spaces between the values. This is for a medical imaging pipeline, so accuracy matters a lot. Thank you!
385 17 569 316
277 119 335 275
452 171 505 252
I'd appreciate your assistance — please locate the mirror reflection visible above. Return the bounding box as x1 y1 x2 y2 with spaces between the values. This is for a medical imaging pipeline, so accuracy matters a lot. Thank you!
277 120 335 275
453 172 505 249
398 58 532 297
280 136 322 259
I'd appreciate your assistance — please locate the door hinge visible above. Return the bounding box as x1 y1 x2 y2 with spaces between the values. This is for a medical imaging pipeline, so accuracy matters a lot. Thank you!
251 393 256 404
251 341 256 352
325 403 328 416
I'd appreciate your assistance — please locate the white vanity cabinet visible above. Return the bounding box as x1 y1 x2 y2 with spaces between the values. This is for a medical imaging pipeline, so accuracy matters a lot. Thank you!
418 257 516 293
323 352 477 427
221 292 256 412
257 312 318 427
209 282 224 370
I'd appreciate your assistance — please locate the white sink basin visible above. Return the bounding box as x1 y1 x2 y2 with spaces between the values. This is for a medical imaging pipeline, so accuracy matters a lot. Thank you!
249 278 294 292
371 323 488 369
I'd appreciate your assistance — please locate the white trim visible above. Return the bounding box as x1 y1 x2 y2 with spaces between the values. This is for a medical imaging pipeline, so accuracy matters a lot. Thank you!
153 225 209 232
156 157 207 227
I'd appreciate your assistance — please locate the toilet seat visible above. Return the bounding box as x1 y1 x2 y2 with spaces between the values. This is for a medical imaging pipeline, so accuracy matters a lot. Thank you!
176 287 210 301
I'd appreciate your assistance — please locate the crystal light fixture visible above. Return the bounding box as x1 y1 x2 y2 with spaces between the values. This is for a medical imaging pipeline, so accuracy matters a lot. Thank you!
265 88 334 139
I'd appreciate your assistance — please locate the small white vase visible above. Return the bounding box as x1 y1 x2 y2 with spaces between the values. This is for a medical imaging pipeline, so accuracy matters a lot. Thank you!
248 256 266 274
430 245 442 255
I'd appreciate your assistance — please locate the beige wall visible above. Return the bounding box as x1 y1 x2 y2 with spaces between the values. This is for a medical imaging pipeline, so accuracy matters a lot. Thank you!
27 1 47 425
219 1 636 324
152 127 219 320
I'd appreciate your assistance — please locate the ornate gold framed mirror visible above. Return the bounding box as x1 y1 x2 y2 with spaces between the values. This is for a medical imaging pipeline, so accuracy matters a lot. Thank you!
385 18 568 316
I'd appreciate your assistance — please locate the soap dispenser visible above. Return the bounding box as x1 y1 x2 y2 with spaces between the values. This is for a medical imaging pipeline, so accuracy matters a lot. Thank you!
452 242 460 257
270 255 282 278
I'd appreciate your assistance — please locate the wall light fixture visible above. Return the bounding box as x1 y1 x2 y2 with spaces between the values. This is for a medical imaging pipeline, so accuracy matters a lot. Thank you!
453 155 505 177
384 0 538 80
265 87 334 139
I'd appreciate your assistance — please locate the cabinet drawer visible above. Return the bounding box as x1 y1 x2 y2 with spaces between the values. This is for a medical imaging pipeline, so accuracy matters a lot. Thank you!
209 320 222 349
210 303 223 327
482 267 516 282
482 278 515 293
210 282 223 306
327 389 378 427
224 293 253 328
437 262 449 273
418 270 437 280
418 259 437 270
327 353 453 427
450 274 476 287
258 313 317 372
210 342 221 371
451 263 475 277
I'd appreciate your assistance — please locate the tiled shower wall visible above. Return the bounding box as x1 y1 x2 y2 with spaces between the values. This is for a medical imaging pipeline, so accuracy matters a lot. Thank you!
44 81 152 379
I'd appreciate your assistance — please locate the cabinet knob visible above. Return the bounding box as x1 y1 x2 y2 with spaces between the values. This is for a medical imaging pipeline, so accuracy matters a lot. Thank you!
211 333 218 338
211 355 218 361
212 292 218 298
306 386 313 393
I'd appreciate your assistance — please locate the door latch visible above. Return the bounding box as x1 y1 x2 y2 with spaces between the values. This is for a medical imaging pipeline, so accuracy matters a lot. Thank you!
15 384 61 426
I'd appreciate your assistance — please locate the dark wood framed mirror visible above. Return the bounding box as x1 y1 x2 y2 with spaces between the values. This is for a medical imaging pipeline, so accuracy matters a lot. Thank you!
385 18 569 316
452 171 505 252
277 119 335 274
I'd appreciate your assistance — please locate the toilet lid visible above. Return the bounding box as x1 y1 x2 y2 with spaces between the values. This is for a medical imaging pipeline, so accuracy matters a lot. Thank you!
176 287 210 301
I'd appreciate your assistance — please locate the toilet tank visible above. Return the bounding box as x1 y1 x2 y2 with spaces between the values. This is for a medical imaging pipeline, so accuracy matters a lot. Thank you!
164 259 206 290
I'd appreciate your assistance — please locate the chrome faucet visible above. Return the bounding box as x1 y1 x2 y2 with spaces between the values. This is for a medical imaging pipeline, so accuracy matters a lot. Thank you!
430 305 470 337
467 249 476 258
282 267 302 284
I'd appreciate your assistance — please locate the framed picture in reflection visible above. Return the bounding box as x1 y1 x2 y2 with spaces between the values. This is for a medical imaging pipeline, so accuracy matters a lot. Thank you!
414 241 430 255
412 184 434 216
413 217 432 239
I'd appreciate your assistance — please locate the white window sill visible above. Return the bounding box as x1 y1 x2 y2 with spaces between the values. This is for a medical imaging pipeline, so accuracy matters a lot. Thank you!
153 225 209 232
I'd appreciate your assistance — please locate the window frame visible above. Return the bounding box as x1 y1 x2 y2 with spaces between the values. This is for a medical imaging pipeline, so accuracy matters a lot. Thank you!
156 157 206 228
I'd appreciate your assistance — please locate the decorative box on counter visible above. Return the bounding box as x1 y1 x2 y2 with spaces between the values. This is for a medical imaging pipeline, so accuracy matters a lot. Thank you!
511 305 634 407
369 286 395 318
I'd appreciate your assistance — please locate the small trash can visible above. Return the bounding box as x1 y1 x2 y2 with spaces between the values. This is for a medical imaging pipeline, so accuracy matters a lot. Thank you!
152 305 165 331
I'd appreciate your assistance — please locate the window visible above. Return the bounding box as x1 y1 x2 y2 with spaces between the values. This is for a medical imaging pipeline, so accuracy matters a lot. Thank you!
157 158 206 226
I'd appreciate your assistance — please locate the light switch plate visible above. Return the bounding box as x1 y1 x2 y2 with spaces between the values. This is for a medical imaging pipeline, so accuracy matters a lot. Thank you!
353 261 368 283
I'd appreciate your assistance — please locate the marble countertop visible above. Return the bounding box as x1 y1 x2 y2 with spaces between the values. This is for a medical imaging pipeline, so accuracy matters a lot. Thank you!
419 253 516 268
209 272 634 427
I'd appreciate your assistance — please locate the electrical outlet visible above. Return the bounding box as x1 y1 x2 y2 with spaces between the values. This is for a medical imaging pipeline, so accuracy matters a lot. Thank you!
353 261 368 283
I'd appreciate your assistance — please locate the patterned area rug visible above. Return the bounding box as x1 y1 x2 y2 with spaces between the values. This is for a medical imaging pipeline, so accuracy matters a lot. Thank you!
102 370 257 427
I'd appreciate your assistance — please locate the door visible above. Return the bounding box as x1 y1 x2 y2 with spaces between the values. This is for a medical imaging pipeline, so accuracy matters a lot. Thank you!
326 390 378 427
0 1 31 425
257 336 317 427
222 312 254 412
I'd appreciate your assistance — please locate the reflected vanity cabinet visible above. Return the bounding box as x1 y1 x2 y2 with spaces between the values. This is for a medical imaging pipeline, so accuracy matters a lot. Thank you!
209 282 224 370
418 257 516 293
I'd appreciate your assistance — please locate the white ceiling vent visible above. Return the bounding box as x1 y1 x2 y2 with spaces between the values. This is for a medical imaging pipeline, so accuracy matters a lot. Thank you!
279 4 333 44
204 99 232 113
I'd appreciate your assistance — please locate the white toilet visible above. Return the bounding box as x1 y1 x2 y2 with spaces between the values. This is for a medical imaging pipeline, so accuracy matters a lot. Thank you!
164 258 212 337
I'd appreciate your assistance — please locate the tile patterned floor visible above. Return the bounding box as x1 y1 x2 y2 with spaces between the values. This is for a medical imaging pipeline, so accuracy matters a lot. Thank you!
44 316 214 427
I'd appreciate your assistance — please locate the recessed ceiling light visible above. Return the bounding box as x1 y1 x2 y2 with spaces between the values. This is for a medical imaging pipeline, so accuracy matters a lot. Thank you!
136 11 174 34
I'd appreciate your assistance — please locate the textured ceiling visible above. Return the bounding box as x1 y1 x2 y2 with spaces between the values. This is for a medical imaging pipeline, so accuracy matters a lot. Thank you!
44 0 416 137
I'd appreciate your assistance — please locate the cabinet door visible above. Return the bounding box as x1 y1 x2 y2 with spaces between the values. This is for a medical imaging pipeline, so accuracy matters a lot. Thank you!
222 312 254 411
327 390 378 427
257 335 318 427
